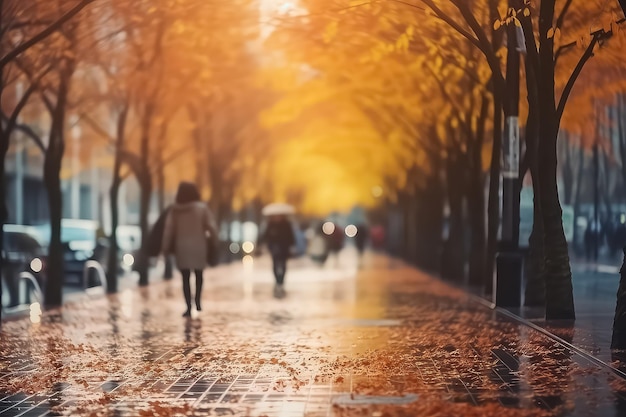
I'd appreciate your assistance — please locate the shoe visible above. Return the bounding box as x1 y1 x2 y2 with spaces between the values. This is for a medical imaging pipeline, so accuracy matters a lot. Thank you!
273 284 282 298
274 284 286 298
196 303 202 312
182 310 191 317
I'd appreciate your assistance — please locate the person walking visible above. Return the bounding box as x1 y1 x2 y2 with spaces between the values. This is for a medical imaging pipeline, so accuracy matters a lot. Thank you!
354 223 369 267
162 182 216 317
260 214 295 298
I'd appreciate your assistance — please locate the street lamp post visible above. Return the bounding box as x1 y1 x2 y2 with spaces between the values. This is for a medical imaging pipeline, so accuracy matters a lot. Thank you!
495 1 524 307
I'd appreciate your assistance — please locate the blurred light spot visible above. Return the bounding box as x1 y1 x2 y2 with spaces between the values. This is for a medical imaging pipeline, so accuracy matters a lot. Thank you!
122 254 134 267
30 302 41 323
121 288 133 318
322 222 335 235
242 241 255 254
242 255 254 272
229 243 240 254
30 258 43 273
345 224 358 238
621 214 626 224
372 186 383 198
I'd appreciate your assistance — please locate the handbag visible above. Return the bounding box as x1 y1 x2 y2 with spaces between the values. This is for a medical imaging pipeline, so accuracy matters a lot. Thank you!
206 226 219 266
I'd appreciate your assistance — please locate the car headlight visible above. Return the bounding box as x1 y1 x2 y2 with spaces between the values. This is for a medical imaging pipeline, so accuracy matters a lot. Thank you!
30 258 43 273
122 253 134 267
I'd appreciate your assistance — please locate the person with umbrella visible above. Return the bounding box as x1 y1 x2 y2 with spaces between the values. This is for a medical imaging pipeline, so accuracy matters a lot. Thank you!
258 203 296 298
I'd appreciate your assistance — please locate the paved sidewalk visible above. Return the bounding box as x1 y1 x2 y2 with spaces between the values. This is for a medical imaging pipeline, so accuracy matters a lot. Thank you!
1 253 626 416
504 260 623 367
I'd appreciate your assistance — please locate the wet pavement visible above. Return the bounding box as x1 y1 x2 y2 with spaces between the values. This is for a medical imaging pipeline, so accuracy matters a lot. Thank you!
2 252 626 416
506 261 623 366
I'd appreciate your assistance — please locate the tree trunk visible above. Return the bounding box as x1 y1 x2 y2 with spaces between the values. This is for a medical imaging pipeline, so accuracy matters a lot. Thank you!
538 0 575 320
137 105 153 287
107 175 121 292
441 151 466 282
468 94 488 288
523 68 545 307
525 117 545 308
43 62 72 307
611 247 626 349
560 132 574 205
415 171 445 272
105 105 127 293
618 95 626 199
400 192 413 262
155 120 173 279
43 127 65 306
571 145 585 254
486 88 503 294
0 133 8 322
137 175 152 286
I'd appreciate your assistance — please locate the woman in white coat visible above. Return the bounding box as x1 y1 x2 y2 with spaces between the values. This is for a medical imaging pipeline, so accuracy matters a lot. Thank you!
162 182 215 317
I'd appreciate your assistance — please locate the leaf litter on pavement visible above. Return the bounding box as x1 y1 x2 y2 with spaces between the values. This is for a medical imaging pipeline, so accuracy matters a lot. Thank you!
0 263 624 416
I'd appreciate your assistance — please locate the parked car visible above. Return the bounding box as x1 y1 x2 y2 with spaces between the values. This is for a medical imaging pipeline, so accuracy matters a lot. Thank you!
2 224 46 308
33 219 99 284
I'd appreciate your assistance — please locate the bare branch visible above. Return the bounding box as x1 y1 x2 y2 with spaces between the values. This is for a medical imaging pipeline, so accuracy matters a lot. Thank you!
79 113 115 145
450 0 506 93
403 0 483 51
555 0 573 31
557 30 606 125
1 113 45 152
0 0 95 69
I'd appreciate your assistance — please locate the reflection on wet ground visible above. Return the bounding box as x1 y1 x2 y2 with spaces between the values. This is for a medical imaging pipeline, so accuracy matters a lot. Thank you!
1 255 626 416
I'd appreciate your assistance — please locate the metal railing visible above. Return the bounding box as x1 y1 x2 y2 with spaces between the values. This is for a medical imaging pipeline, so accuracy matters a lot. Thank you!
82 260 107 296
19 271 43 305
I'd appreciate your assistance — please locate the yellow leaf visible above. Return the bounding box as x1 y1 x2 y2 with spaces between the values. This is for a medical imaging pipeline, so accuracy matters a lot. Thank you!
493 20 502 30
547 27 555 38
523 8 530 17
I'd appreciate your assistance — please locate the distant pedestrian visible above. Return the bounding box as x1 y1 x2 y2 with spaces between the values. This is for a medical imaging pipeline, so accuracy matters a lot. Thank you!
584 218 601 261
324 222 344 267
354 223 369 266
370 224 386 251
259 214 295 298
162 182 216 317
307 226 328 266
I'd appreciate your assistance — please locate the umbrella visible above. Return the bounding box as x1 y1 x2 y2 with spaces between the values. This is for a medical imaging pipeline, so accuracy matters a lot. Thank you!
262 203 295 216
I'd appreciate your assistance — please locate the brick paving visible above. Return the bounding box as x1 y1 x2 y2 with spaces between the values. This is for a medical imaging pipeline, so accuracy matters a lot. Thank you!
1 253 626 416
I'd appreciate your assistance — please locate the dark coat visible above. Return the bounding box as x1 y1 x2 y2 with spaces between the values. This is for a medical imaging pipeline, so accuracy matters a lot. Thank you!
261 219 295 253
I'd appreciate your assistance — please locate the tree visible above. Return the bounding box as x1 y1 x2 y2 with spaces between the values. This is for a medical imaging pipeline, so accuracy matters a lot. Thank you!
517 0 623 319
0 0 94 317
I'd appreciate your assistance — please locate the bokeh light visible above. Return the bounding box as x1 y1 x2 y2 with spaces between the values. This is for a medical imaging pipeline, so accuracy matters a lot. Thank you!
345 224 358 238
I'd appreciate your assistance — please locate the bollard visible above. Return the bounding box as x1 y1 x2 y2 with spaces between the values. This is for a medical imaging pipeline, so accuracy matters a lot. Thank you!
611 247 626 350
83 260 107 296
495 250 524 308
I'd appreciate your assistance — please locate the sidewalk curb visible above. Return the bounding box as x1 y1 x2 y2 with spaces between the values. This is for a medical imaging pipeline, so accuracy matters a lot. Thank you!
469 293 626 380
